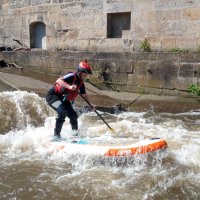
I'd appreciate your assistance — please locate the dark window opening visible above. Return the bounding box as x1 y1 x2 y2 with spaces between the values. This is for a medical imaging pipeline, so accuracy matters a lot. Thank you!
107 12 131 38
30 21 46 49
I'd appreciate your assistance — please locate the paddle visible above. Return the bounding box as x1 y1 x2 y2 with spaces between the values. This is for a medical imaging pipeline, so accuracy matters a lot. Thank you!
126 95 142 109
79 93 114 132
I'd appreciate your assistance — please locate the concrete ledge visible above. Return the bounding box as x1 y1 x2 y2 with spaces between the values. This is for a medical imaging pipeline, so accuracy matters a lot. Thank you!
0 70 200 113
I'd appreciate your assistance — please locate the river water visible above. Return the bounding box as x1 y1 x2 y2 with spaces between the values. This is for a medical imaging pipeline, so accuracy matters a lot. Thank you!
0 89 199 200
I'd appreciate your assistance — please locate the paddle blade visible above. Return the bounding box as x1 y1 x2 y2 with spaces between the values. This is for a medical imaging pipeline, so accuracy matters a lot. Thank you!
110 128 115 132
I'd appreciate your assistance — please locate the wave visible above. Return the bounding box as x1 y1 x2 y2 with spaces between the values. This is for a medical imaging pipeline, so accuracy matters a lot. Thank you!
0 91 54 134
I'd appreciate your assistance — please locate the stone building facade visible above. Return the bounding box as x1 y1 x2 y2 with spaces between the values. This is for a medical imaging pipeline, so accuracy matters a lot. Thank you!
1 0 200 52
1 0 200 96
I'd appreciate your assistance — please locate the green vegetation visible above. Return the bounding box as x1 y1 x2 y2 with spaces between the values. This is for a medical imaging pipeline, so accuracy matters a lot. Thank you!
169 47 189 53
197 45 200 52
187 84 200 96
140 38 151 52
139 88 147 95
85 78 90 82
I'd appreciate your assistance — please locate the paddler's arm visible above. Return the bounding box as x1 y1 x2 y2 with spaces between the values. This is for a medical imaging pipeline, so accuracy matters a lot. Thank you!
56 77 77 91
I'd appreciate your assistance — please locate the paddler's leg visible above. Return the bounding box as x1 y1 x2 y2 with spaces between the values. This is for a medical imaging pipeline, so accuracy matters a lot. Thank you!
50 100 64 138
70 114 78 130
54 103 69 138
69 113 78 136
54 118 65 138
46 93 63 138
64 101 78 135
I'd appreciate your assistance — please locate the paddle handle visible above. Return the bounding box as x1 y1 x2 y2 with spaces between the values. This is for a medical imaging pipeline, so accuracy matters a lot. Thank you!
79 93 114 131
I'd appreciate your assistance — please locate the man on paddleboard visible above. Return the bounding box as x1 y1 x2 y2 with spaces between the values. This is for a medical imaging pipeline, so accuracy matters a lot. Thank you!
46 59 95 140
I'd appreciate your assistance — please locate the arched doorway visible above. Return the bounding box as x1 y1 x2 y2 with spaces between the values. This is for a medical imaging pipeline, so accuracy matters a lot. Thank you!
30 22 46 49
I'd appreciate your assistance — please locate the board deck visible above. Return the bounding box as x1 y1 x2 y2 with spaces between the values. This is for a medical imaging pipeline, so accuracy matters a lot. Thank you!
45 138 167 157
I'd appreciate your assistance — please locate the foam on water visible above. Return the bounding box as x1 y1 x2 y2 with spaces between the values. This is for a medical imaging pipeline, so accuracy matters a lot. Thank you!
0 110 198 169
174 144 200 167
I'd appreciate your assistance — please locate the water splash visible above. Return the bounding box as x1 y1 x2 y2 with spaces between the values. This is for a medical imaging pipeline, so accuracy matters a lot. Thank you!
0 91 54 134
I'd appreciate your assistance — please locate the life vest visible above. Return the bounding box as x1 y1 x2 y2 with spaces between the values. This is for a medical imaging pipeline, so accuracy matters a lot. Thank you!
54 72 83 101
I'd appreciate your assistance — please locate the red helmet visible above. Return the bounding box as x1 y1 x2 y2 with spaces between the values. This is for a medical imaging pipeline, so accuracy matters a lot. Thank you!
78 60 92 74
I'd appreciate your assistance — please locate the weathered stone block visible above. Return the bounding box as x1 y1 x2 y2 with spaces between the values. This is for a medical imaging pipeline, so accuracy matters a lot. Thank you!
134 61 150 74
88 39 99 51
127 73 136 86
179 63 197 77
109 72 127 85
176 37 196 49
176 76 198 90
133 73 164 88
99 39 124 52
77 39 90 51
184 7 200 20
4 17 22 28
161 37 176 49
109 60 119 73
119 60 133 73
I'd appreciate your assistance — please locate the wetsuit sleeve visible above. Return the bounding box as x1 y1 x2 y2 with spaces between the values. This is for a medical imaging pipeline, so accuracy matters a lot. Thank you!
79 82 86 94
62 73 74 83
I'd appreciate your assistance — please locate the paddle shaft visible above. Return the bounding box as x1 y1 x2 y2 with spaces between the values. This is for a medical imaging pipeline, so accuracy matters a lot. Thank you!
126 95 141 108
79 93 114 131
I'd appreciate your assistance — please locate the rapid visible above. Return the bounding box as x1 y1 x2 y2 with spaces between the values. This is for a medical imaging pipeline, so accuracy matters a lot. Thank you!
0 90 199 200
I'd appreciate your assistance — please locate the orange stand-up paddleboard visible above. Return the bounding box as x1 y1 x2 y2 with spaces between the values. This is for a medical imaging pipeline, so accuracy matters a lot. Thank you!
104 138 167 156
46 138 167 157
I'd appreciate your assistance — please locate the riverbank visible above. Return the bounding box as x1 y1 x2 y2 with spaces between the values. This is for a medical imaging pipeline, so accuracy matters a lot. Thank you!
0 68 200 113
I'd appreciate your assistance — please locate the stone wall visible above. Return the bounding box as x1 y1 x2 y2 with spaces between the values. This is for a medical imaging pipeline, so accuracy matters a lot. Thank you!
0 0 200 52
1 50 200 96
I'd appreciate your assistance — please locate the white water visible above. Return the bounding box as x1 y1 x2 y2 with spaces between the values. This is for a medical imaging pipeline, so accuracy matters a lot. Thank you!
0 91 199 199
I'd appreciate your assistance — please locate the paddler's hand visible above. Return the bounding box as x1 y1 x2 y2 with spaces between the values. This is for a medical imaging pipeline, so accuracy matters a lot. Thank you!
69 84 77 91
91 105 96 112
